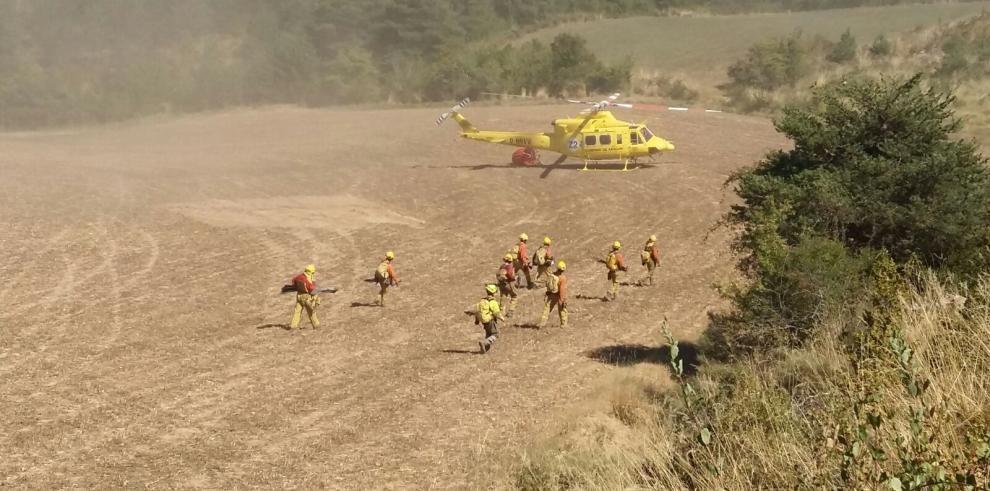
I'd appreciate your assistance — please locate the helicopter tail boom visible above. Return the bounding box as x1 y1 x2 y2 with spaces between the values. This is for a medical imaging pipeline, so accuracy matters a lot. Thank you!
460 130 551 150
452 112 478 133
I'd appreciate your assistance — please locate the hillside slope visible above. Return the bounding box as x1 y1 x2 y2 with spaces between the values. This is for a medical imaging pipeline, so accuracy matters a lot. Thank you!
0 106 785 487
518 2 990 88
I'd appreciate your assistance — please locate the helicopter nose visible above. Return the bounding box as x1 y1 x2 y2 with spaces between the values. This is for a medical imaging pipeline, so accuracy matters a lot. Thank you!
651 138 675 152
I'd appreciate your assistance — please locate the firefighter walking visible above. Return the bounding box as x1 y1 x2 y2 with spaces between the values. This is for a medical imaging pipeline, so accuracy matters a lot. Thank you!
533 236 554 286
538 261 568 328
496 253 518 318
375 251 400 307
289 264 321 330
477 284 504 353
640 234 661 286
604 241 627 302
513 233 535 289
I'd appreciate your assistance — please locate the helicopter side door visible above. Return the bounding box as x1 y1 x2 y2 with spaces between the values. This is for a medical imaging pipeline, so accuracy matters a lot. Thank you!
627 126 649 157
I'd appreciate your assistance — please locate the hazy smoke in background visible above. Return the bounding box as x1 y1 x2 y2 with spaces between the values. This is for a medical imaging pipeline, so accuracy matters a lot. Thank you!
0 0 959 128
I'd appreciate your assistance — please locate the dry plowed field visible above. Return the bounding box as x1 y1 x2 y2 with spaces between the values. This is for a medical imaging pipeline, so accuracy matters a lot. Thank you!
0 105 785 488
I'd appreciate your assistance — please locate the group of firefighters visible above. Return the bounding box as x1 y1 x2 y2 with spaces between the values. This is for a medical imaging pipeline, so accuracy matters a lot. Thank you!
285 233 661 354
476 233 661 353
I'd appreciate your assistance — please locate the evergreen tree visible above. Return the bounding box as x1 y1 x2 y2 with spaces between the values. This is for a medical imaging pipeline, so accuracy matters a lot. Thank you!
827 29 857 63
732 75 990 274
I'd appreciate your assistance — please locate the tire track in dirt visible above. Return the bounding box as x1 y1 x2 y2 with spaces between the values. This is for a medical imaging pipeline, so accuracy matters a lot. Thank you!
5 234 380 484
0 106 787 488
1 224 114 341
0 227 72 312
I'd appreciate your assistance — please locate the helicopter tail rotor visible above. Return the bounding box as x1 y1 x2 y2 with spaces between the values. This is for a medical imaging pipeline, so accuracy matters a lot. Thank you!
435 98 471 126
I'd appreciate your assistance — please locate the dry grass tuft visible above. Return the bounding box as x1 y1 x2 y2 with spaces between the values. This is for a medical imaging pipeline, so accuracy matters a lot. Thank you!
510 272 990 487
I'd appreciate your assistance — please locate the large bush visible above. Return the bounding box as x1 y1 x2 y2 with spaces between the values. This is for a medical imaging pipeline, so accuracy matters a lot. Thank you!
725 32 809 92
716 75 990 353
732 75 990 274
826 29 857 64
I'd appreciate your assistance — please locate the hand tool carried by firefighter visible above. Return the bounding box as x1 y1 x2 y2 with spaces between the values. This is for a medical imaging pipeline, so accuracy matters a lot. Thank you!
280 285 338 294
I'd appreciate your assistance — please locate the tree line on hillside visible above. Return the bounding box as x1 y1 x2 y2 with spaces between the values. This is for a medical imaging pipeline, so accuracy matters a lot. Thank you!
720 12 990 112
0 0 961 128
0 0 654 127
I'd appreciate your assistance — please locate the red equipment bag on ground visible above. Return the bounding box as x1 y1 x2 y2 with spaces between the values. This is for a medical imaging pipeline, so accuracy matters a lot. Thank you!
511 147 539 167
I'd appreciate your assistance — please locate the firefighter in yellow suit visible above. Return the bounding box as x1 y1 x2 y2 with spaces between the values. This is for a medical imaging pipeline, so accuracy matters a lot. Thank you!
604 241 627 302
534 236 554 286
289 264 320 330
477 284 503 353
539 261 568 328
640 234 661 286
375 251 400 307
496 254 518 318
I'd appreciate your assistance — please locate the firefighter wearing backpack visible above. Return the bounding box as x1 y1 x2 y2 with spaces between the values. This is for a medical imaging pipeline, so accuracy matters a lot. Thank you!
496 253 518 318
513 233 535 289
538 261 568 328
289 264 321 330
640 235 661 286
533 236 554 286
375 251 400 307
476 284 504 353
604 241 627 302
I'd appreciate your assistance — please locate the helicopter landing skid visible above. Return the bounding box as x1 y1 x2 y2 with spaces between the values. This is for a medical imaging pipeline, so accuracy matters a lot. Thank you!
579 159 639 172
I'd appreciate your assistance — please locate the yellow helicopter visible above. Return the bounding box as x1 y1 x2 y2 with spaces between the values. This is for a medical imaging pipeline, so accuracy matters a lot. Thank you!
435 93 679 173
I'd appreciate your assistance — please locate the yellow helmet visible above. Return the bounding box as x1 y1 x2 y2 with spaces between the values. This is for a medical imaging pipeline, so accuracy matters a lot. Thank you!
503 253 513 262
486 284 498 295
649 234 657 242
557 260 566 271
612 241 622 250
304 264 317 273
543 236 552 245
519 233 528 241
385 251 395 260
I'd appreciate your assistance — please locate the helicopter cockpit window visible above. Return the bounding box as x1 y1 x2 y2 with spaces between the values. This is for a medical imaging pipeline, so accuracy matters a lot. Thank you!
599 134 612 145
585 134 597 146
641 127 655 140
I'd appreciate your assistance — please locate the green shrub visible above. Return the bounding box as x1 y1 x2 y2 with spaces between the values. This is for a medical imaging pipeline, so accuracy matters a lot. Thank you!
937 35 970 78
827 29 858 64
635 76 699 103
586 58 633 94
732 75 990 275
726 32 809 91
869 34 893 58
714 75 990 356
709 233 870 354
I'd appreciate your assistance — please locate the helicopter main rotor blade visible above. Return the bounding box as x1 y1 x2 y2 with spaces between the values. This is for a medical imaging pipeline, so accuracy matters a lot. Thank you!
632 103 723 113
567 112 595 139
539 153 569 179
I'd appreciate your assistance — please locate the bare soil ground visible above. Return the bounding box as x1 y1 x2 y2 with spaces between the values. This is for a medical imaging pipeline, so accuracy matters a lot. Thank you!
0 105 785 488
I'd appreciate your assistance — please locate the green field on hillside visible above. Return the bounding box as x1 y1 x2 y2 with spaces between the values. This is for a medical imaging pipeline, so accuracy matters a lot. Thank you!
519 2 990 83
